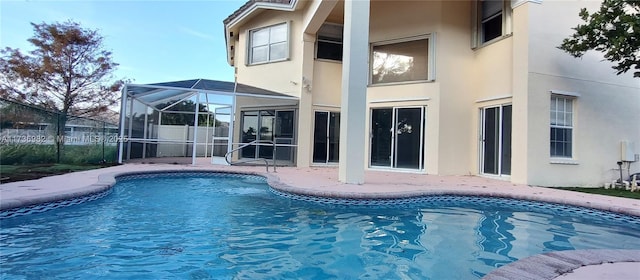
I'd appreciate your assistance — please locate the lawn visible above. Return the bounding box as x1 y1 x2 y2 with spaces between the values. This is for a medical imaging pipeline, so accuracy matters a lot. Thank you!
554 187 640 199
0 163 114 183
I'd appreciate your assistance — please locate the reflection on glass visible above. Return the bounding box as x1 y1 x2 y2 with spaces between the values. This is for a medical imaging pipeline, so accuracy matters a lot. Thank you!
370 109 392 167
372 39 429 84
241 111 258 158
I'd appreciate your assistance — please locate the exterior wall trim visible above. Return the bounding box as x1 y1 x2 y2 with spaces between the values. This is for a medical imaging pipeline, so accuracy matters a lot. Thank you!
511 0 542 9
370 97 431 104
239 104 298 109
550 89 581 97
475 95 513 103
313 103 340 108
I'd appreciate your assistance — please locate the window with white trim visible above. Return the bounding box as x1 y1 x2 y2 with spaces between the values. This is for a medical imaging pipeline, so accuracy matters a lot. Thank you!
370 35 434 85
248 22 289 65
473 0 512 47
316 23 343 61
550 96 574 158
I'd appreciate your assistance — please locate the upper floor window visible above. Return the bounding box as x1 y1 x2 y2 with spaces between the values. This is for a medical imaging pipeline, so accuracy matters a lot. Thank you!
481 0 503 42
473 0 512 47
316 23 343 61
550 95 574 158
370 35 434 85
248 22 289 65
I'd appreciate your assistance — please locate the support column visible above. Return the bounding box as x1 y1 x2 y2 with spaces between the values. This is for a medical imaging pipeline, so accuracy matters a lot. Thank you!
339 0 370 184
117 86 127 164
192 92 200 165
295 33 316 167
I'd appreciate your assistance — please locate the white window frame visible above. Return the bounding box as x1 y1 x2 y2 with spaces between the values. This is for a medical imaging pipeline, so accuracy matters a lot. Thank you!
471 0 512 48
247 22 290 65
550 95 575 159
369 34 436 86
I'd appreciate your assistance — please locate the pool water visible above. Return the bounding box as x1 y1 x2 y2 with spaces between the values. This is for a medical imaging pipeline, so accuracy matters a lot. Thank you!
1 173 639 279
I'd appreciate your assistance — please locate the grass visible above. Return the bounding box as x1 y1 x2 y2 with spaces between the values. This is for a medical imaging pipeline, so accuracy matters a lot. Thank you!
554 187 640 199
0 163 116 183
0 144 118 165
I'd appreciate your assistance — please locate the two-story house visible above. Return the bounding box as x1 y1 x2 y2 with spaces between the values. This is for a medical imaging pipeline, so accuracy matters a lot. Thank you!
222 0 639 187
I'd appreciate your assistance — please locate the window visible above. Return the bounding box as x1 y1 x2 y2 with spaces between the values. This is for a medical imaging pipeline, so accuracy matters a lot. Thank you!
550 96 574 158
248 23 289 64
316 23 343 61
481 0 503 43
473 0 512 47
371 36 433 84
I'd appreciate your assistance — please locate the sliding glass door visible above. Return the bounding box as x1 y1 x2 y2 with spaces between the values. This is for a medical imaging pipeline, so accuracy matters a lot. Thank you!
240 110 295 161
370 107 425 170
313 111 340 164
480 105 512 176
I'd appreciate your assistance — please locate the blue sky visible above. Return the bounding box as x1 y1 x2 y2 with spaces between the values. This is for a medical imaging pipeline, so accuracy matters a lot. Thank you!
0 0 246 84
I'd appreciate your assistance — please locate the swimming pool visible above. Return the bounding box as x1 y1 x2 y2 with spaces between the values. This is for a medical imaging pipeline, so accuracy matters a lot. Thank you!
1 172 639 279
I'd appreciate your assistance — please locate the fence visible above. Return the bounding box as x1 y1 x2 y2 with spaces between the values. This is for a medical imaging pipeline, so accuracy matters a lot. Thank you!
0 98 119 165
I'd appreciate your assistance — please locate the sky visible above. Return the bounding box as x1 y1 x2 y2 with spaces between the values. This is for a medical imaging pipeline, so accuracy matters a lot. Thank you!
0 0 247 84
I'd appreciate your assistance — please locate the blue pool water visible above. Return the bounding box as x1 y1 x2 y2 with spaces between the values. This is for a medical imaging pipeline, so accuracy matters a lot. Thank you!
1 173 640 279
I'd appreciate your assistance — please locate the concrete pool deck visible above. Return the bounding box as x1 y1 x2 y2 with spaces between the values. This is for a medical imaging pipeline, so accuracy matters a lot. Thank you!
1 160 639 279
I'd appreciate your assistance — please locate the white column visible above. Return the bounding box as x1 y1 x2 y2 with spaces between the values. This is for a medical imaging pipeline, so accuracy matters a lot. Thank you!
117 85 127 164
296 33 316 167
338 0 370 184
228 96 236 162
192 92 200 165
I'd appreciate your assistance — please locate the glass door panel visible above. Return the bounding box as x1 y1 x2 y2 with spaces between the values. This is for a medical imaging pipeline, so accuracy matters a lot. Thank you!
370 109 393 167
481 105 511 176
395 108 423 169
275 110 294 161
501 105 512 175
241 111 258 158
313 112 328 163
482 107 499 174
313 111 340 164
258 110 275 159
328 112 340 163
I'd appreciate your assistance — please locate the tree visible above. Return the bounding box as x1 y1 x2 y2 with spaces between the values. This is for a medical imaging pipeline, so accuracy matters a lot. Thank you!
155 100 217 126
0 21 126 161
559 0 640 78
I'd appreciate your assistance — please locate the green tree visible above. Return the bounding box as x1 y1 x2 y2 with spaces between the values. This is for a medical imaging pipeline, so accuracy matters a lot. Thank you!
0 21 125 162
156 100 217 126
559 0 640 77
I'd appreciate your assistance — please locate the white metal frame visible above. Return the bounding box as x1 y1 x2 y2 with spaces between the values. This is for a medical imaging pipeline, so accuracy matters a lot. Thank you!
117 81 297 165
312 110 340 165
369 106 426 172
247 22 290 65
479 104 511 177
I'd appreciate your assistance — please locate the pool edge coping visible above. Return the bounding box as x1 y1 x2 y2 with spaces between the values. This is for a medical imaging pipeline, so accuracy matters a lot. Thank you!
482 249 640 280
1 168 639 218
266 176 640 217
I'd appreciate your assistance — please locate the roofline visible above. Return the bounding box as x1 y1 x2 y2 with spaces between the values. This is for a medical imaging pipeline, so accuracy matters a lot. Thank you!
223 0 300 66
224 0 298 28
124 83 299 101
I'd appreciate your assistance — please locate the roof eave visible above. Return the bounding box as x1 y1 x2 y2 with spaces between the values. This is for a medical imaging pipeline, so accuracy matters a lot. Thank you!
223 0 300 66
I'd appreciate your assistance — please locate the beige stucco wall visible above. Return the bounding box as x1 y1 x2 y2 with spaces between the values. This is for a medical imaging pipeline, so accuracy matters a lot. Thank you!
312 61 342 107
228 0 639 187
234 10 305 97
520 0 640 186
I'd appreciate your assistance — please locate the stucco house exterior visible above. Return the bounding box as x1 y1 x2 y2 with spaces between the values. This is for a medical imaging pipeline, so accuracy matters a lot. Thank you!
221 0 639 187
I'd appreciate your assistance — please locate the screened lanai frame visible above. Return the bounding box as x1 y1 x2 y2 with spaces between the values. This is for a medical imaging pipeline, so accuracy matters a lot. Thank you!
117 79 298 165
